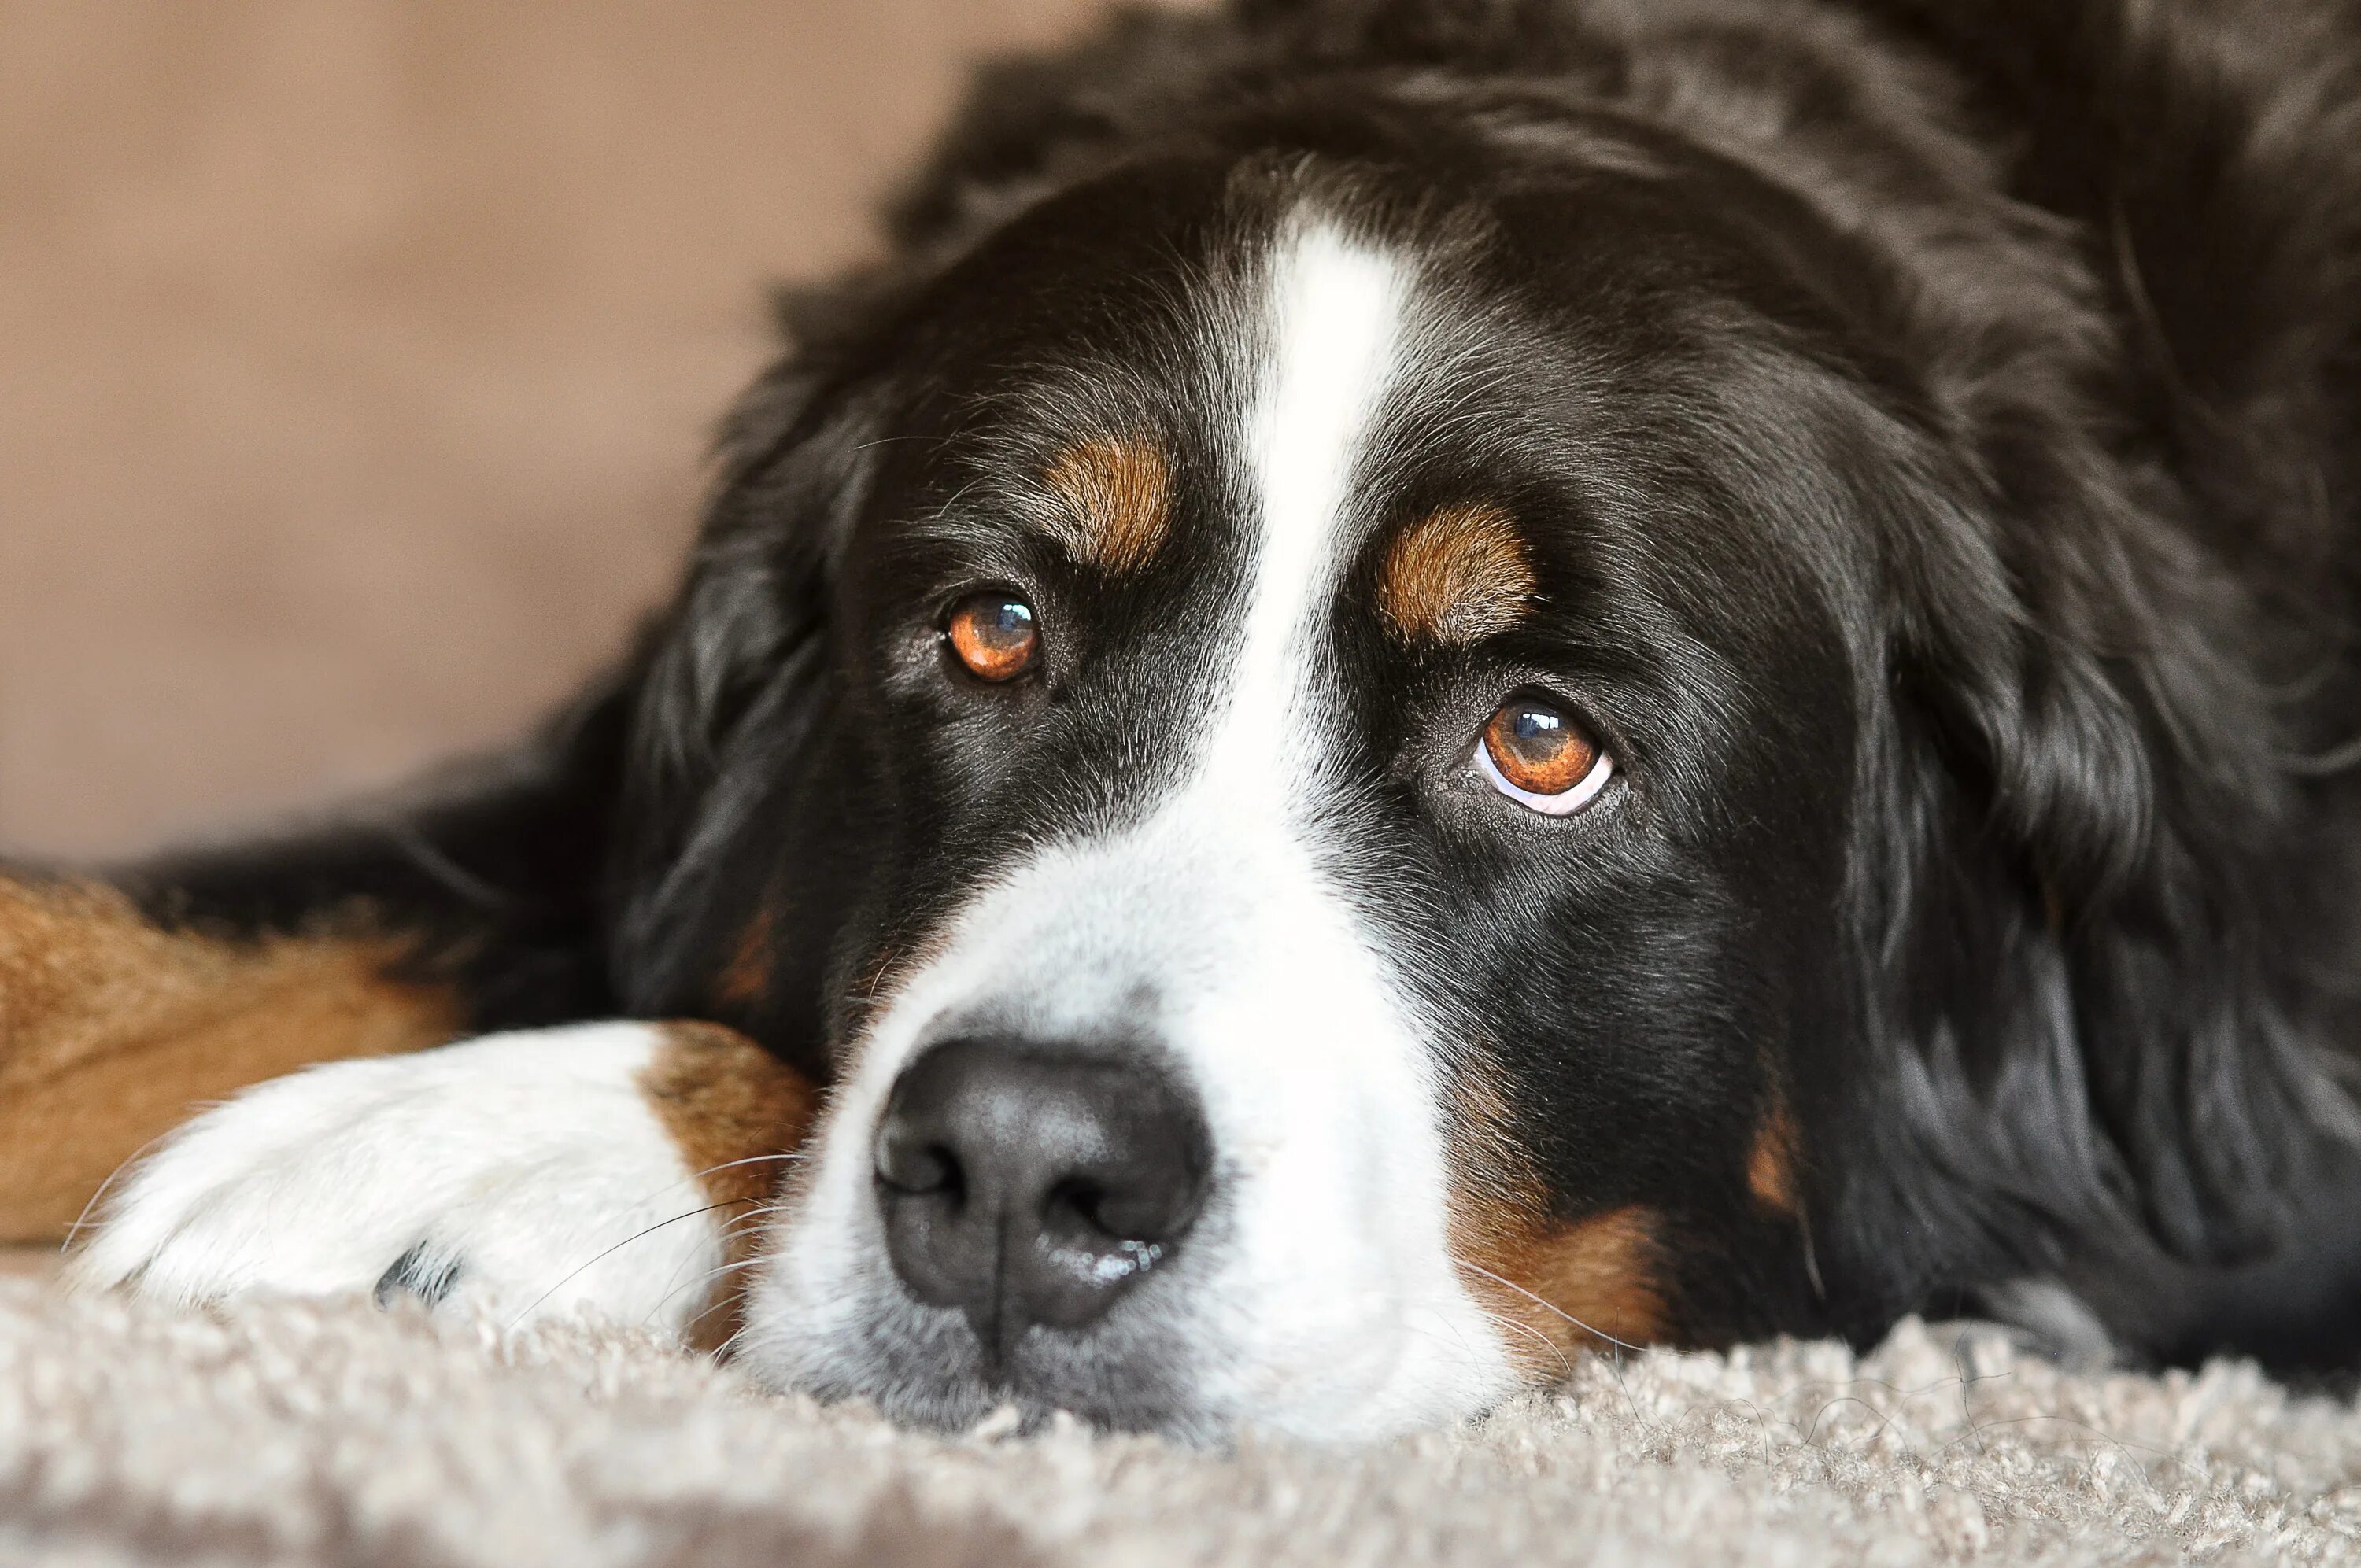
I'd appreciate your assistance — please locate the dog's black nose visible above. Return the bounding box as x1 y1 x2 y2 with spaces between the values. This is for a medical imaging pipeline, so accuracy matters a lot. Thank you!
874 1037 1210 1358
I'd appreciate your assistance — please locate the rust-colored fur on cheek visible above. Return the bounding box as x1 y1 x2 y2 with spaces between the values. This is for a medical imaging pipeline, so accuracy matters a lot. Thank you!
1448 1074 1668 1372
715 901 777 1009
1476 1206 1666 1363
1376 503 1538 646
1040 435 1173 573
1747 1104 1801 1217
637 1021 818 1351
0 879 460 1242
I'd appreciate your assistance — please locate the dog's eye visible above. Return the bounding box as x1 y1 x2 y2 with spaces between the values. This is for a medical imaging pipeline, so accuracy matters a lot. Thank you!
945 592 1040 681
1477 697 1613 815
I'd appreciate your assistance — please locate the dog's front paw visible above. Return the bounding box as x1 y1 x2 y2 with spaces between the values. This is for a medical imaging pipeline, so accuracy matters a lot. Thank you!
67 1022 762 1340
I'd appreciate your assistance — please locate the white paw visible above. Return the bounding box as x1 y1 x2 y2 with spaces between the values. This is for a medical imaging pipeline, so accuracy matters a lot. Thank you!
67 1022 732 1339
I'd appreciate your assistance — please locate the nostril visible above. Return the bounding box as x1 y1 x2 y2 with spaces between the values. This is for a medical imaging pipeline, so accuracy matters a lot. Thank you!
1086 1167 1204 1245
878 1136 963 1200
1041 1176 1111 1245
1038 1176 1183 1293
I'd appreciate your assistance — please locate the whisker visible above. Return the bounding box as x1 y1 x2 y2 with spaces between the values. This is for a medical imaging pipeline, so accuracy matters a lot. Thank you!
672 1260 774 1340
502 1201 739 1333
715 1198 786 1232
645 1199 780 1305
847 433 950 456
565 1157 797 1315
714 1318 758 1363
685 1153 807 1185
1482 1306 1574 1385
659 1196 807 1335
645 1254 767 1326
1454 1259 1661 1436
643 1197 780 1313
1452 1259 1649 1353
63 1120 199 1249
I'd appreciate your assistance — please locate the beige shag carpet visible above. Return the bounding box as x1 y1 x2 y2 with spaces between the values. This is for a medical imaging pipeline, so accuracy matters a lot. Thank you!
2 1275 2359 1566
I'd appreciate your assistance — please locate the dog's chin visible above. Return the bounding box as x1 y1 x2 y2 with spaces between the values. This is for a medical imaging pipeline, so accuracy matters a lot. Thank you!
761 1297 1230 1443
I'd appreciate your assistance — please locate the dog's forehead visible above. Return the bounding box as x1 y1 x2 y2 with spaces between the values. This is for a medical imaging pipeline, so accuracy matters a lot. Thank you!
901 202 1543 643
879 175 1817 634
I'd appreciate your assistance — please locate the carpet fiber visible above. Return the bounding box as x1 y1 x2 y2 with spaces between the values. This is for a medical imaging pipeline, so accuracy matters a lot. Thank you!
3 1278 2359 1564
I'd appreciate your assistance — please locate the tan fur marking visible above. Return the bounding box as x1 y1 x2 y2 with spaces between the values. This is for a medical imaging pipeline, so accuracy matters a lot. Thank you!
637 1021 818 1352
1040 435 1173 573
1376 502 1538 645
1747 1104 1801 1216
638 1022 817 1212
1517 1206 1665 1346
1447 1069 1668 1374
0 880 460 1243
715 901 776 1009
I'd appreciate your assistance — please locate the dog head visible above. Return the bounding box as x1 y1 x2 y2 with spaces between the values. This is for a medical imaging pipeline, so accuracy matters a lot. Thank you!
604 74 2336 1437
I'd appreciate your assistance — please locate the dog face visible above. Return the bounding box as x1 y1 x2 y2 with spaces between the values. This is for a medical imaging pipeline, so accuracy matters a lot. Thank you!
607 81 2311 1437
618 129 1894 1437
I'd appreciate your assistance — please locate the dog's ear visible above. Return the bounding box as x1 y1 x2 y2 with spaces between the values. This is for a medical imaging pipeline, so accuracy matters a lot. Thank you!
1848 449 2350 1308
608 285 899 1003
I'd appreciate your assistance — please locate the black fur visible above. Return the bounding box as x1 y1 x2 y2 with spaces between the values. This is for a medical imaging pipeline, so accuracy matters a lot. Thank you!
95 0 2361 1377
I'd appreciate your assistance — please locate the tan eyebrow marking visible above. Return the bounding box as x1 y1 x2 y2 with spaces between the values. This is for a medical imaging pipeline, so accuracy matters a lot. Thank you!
1039 435 1173 574
1376 501 1539 645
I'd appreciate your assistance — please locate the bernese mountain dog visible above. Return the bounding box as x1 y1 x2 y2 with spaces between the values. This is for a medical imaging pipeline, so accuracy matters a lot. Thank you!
5 0 2361 1441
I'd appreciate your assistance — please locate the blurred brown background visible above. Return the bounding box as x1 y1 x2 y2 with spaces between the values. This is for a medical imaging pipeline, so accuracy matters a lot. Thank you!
0 0 1122 857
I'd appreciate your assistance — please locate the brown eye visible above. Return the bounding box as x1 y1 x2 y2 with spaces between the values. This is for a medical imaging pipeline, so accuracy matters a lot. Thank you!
945 592 1040 682
1478 697 1612 815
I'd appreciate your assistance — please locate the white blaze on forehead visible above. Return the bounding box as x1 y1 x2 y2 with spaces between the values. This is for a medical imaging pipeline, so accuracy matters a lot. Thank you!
1205 218 1410 796
742 212 1517 1439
